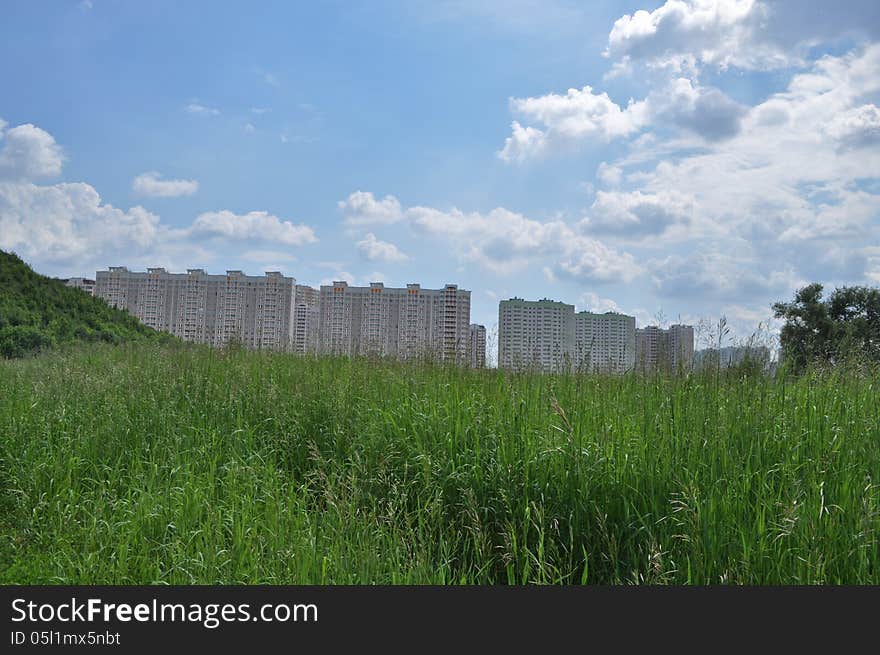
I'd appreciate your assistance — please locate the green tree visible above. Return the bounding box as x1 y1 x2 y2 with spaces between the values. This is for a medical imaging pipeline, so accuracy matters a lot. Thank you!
773 283 880 370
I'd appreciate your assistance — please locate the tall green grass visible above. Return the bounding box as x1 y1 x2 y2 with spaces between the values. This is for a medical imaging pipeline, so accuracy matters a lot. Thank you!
1 343 877 583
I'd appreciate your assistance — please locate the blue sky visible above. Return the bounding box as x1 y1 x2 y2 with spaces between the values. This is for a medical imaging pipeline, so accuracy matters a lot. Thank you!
2 0 879 350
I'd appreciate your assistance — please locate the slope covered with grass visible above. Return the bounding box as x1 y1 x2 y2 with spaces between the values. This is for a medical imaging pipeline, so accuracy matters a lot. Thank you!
1 343 878 584
0 251 169 357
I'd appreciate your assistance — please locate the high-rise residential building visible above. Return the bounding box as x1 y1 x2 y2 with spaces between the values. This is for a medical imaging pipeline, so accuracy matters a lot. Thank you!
94 267 297 350
61 277 96 295
498 298 575 373
573 311 636 374
316 281 471 362
635 324 695 373
469 324 486 369
695 345 771 370
499 298 637 374
292 284 319 355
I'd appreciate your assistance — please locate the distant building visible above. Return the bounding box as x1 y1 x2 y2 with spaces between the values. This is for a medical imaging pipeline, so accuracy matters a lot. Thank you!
61 277 96 295
574 311 636 374
695 345 771 370
469 324 486 369
293 284 319 354
498 298 636 374
94 267 298 350
316 281 471 363
498 298 575 373
635 324 695 373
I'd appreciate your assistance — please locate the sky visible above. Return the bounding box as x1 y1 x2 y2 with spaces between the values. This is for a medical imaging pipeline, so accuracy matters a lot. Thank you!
1 0 879 351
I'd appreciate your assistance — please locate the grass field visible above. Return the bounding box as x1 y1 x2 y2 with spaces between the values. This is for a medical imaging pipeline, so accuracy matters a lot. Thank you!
1 343 878 584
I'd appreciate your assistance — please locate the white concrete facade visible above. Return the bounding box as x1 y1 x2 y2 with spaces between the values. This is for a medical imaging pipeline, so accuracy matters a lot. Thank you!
317 281 471 362
635 324 695 373
574 311 636 374
469 324 486 369
94 267 297 350
499 298 637 374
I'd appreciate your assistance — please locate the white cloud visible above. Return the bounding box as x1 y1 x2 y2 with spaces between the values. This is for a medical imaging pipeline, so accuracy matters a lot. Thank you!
605 0 782 72
605 0 880 73
618 44 880 254
185 103 220 116
0 120 322 277
338 191 404 225
244 122 256 134
578 291 623 314
132 171 198 198
498 122 548 163
596 162 623 187
582 189 696 238
190 210 317 246
319 271 356 287
825 103 880 149
650 251 801 301
645 78 747 140
0 181 161 271
356 233 410 263
0 122 64 180
499 86 647 161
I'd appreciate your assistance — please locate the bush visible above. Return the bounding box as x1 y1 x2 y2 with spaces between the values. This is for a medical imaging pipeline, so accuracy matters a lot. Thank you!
0 325 56 359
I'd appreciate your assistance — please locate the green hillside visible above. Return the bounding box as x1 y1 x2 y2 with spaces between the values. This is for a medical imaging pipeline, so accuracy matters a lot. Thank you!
0 250 170 358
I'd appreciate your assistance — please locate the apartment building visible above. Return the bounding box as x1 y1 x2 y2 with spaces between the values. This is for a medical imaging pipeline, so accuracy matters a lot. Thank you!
292 284 319 355
316 281 471 362
61 277 96 295
574 311 636 374
499 298 637 374
498 298 575 373
94 267 297 350
635 324 695 373
469 324 486 369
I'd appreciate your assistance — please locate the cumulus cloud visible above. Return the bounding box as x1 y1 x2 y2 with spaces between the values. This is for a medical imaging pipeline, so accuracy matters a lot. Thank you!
825 104 880 149
646 78 747 140
605 0 783 71
498 122 548 163
132 171 199 198
620 44 880 252
498 86 647 161
190 210 317 246
582 190 695 237
0 119 321 277
338 191 403 225
498 71 750 159
0 181 161 270
605 1 880 73
342 192 643 283
356 233 410 263
596 162 623 187
0 122 64 180
650 251 800 300
578 291 623 314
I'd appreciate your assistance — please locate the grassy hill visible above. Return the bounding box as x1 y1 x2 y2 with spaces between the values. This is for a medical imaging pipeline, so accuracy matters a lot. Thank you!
0 250 170 358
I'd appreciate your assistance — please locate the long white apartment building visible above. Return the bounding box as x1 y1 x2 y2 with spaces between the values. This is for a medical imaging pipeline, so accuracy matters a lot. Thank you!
94 267 298 350
317 281 471 362
498 298 637 374
635 324 695 372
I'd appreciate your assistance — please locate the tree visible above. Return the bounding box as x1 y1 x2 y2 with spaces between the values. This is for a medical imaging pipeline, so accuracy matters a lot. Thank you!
773 283 880 370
